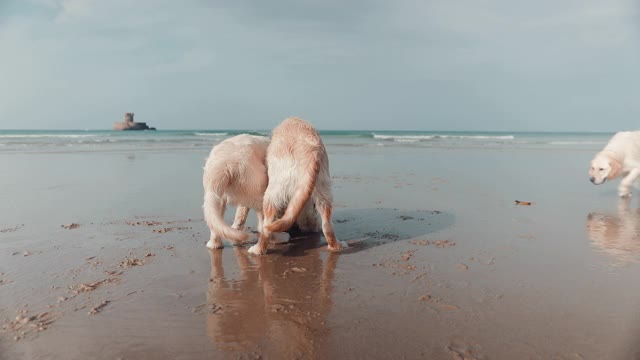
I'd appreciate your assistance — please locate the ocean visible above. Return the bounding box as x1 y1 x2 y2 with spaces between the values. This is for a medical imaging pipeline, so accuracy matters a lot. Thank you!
0 129 614 153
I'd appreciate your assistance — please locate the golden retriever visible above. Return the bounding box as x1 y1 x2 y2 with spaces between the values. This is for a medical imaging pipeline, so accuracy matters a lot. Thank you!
248 117 347 255
589 131 640 197
203 134 289 249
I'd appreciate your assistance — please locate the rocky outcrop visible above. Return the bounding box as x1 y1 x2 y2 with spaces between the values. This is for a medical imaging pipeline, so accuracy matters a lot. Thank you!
113 113 156 131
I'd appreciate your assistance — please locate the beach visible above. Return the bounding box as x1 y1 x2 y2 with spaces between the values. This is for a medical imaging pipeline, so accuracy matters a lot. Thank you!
2 131 640 359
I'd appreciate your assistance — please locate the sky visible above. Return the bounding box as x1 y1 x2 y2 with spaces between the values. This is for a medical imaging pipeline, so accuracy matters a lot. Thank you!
0 0 639 131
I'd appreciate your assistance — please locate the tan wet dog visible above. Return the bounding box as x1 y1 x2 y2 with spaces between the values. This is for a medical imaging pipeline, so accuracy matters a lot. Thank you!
589 131 640 197
248 117 347 255
203 134 289 249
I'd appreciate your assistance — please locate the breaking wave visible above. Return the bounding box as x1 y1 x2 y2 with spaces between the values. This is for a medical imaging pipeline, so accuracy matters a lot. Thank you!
371 134 515 142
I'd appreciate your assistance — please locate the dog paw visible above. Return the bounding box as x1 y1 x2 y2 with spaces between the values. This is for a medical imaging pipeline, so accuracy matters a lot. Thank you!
328 241 349 251
206 240 224 249
248 244 266 255
272 232 291 244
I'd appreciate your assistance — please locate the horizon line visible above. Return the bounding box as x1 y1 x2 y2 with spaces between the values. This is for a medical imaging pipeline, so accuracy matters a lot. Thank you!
0 128 619 134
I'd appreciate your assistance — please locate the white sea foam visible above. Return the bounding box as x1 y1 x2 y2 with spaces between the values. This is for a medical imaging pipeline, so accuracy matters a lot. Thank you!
549 141 606 145
194 132 229 136
0 134 99 138
372 134 515 141
442 135 515 140
373 134 436 141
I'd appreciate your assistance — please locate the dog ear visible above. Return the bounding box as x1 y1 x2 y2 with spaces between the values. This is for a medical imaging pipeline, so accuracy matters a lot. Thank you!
609 158 623 179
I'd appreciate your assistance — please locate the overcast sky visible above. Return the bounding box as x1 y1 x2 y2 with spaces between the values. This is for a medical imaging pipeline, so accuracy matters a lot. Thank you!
1 0 639 131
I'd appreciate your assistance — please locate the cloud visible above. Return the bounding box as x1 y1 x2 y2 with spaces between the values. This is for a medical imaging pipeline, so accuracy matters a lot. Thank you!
56 0 91 21
0 0 639 130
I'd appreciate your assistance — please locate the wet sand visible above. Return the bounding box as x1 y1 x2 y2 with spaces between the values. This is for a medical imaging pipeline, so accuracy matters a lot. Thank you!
2 145 640 359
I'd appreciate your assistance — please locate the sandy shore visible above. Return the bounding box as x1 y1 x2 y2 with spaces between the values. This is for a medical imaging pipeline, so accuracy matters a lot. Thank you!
2 145 640 359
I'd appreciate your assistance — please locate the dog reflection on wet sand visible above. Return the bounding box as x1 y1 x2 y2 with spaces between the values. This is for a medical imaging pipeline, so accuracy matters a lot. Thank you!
205 233 340 358
587 198 640 265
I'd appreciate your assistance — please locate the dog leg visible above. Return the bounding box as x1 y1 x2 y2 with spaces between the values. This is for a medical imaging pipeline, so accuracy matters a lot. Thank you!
231 206 250 230
248 202 277 255
227 206 252 246
206 234 224 249
257 207 289 244
619 169 640 198
316 201 347 251
255 209 264 233
205 198 226 249
240 209 264 244
248 232 269 255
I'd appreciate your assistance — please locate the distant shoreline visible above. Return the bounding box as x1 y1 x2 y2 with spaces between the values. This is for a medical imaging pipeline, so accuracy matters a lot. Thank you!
0 129 618 135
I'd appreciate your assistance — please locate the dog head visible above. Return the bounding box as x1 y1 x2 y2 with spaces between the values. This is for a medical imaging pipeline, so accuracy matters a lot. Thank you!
589 154 622 185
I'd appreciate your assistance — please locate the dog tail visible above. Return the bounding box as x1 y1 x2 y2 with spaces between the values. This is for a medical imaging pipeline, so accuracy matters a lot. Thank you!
203 169 250 242
265 150 321 233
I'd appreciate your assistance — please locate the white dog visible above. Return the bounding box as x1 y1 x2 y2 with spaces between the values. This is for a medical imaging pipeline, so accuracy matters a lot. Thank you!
589 131 640 197
248 117 347 255
203 134 289 249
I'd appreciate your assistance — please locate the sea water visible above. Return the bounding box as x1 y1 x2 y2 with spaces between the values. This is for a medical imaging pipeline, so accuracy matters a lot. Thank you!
0 129 613 153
